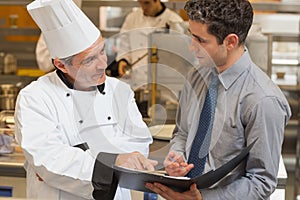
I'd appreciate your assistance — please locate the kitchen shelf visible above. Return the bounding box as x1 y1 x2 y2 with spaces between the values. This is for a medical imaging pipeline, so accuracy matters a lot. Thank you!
270 31 300 199
275 82 300 200
265 32 300 77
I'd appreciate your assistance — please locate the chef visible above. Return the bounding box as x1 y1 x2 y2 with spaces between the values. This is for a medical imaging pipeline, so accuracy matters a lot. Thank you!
111 0 184 78
14 0 156 199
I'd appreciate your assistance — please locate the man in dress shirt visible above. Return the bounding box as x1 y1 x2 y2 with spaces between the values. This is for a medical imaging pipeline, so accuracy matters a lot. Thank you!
145 0 291 199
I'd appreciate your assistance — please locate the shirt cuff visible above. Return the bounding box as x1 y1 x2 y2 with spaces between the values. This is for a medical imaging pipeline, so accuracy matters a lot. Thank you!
92 152 118 200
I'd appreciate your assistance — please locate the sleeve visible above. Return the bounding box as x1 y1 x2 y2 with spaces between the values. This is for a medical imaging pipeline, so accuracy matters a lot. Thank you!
92 152 119 200
35 34 55 73
115 11 136 63
200 96 291 199
168 10 184 23
14 89 95 199
119 10 135 33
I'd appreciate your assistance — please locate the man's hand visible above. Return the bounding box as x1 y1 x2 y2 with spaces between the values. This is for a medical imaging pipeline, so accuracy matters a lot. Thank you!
164 151 194 176
115 151 158 171
118 60 130 77
145 182 202 200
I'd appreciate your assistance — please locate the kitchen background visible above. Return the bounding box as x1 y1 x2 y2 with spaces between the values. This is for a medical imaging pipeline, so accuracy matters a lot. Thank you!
0 0 299 199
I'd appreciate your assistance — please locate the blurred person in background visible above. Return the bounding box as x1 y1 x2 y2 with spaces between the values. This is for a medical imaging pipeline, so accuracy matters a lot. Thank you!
108 0 183 78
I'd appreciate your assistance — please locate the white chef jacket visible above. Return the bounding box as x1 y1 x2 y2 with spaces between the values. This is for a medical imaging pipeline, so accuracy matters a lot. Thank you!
14 71 153 200
120 7 183 34
117 7 183 64
116 7 184 98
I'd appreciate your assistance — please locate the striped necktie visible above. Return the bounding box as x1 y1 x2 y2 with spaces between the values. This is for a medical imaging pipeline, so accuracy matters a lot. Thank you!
187 76 219 178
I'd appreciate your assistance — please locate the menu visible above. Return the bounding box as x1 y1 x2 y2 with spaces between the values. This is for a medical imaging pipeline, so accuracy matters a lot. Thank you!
113 139 256 193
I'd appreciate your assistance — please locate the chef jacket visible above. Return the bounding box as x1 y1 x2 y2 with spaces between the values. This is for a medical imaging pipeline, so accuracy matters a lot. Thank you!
115 5 183 91
14 71 153 200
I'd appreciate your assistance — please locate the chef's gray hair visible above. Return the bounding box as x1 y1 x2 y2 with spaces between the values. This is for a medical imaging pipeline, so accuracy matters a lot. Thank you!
59 55 75 66
184 0 253 45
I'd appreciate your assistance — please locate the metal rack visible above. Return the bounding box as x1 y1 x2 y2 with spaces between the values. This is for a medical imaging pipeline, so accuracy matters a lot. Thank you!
0 28 40 68
265 33 300 77
267 29 300 200
277 84 300 199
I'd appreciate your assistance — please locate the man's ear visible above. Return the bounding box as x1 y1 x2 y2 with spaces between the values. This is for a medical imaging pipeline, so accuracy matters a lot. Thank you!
53 58 68 73
224 34 239 51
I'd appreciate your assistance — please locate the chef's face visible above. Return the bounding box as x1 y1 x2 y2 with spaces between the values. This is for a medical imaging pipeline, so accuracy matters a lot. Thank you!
138 0 160 17
189 20 228 72
63 36 107 90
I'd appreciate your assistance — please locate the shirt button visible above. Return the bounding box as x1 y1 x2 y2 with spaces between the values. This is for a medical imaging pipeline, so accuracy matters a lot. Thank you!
66 93 70 97
79 120 83 124
107 116 111 120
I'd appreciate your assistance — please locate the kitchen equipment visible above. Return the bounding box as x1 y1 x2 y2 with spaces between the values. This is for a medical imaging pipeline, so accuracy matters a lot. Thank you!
0 84 21 110
3 53 17 75
135 89 162 103
0 110 15 128
0 95 16 111
134 89 162 118
149 124 175 141
0 84 20 96
134 89 150 103
0 110 15 154
0 52 4 74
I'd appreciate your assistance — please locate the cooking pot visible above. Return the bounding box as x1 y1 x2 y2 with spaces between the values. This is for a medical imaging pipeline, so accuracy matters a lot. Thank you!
135 89 150 103
134 89 161 103
0 84 20 96
0 95 16 110
0 84 21 110
3 53 17 75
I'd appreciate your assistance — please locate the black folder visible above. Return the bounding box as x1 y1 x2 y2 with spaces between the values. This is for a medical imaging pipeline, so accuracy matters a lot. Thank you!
114 139 256 193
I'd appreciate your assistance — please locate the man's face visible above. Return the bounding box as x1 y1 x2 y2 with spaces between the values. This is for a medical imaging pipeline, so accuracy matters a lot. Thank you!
66 36 107 89
138 0 159 17
189 20 227 71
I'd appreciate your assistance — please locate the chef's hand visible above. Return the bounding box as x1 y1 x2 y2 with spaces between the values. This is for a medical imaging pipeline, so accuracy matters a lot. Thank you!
164 151 194 177
115 151 158 171
145 182 202 200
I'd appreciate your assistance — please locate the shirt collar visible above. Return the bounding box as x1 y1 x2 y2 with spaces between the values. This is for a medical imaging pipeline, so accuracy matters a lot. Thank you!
56 69 105 93
218 48 252 90
154 2 166 17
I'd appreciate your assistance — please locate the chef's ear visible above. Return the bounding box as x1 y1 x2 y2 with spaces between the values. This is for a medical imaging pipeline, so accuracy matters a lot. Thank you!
53 58 68 73
224 33 239 51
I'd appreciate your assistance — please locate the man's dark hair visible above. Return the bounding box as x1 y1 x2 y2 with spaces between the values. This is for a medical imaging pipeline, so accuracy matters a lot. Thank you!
184 0 253 45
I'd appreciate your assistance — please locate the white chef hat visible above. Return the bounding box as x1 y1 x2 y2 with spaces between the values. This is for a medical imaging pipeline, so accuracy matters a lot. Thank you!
27 0 100 58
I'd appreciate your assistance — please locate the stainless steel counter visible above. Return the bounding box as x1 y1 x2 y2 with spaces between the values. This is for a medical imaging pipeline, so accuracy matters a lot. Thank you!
0 152 25 177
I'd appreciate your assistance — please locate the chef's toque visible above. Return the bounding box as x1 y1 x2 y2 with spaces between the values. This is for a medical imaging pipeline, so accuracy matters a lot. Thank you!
27 0 100 59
